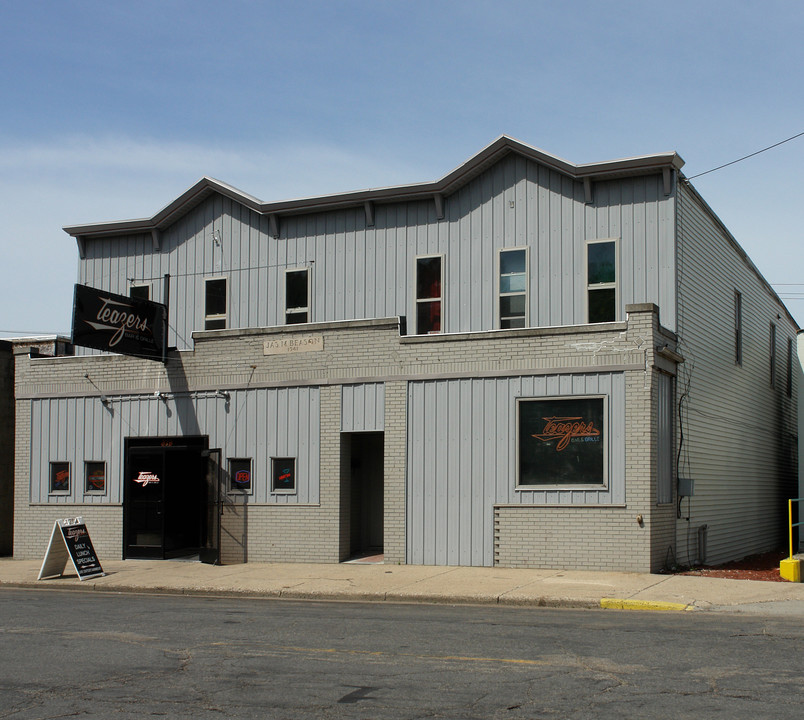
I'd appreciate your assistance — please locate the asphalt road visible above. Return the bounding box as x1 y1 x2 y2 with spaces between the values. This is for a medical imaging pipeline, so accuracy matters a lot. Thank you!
1 589 802 719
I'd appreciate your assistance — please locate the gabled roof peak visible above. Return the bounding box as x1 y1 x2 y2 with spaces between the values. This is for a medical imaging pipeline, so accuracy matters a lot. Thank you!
63 136 684 239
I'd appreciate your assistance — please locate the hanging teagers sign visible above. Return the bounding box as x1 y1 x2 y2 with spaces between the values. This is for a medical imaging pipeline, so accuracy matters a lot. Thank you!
38 517 105 581
71 284 167 361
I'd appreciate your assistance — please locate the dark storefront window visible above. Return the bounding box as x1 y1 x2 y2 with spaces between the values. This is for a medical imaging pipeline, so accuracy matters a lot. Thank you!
518 396 606 487
85 461 106 493
271 457 296 493
50 462 70 493
229 458 252 493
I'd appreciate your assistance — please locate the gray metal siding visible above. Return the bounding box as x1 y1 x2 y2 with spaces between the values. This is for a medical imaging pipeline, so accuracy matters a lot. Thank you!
676 183 798 564
29 386 320 505
78 156 677 352
406 372 626 567
341 383 385 432
656 372 674 505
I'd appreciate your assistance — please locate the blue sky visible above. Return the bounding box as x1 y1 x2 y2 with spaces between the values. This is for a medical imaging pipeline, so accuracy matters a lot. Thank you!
2 0 803 334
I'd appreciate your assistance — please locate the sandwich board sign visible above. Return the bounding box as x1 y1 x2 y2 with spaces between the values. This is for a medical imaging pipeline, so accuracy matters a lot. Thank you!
38 517 105 581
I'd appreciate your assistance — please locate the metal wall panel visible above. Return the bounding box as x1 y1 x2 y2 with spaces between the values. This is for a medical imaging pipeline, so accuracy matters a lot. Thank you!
29 386 320 506
406 372 626 566
78 155 677 353
675 184 798 564
656 372 674 505
341 383 385 432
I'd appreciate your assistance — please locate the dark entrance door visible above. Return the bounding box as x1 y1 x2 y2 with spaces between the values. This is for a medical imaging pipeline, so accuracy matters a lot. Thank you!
346 432 384 557
124 436 208 559
199 449 221 565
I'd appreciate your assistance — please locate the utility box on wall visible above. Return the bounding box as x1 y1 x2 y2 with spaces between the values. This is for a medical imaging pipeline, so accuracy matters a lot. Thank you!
678 477 694 497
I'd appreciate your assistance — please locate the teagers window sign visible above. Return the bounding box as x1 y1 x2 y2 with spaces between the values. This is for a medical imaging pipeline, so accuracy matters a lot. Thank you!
71 284 167 361
518 396 606 486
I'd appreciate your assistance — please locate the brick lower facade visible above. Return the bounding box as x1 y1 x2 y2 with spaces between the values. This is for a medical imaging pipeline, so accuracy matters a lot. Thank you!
13 305 680 571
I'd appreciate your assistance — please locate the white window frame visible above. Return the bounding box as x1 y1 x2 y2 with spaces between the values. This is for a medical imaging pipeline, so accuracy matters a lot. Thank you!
585 238 619 323
414 253 444 335
84 460 107 495
285 267 310 324
498 247 528 329
49 461 71 495
271 456 297 494
515 394 609 490
228 457 253 495
129 283 151 301
204 276 228 330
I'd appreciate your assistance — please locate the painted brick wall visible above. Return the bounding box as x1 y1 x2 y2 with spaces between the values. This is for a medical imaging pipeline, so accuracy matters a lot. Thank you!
14 307 679 569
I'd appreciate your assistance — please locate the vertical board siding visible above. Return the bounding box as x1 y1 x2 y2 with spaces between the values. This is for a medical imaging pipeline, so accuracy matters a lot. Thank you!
676 184 798 565
406 372 626 566
341 383 385 432
29 387 320 506
656 372 674 505
78 156 677 355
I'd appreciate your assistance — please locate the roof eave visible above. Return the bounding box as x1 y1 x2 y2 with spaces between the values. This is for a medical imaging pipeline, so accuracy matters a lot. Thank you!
63 136 685 239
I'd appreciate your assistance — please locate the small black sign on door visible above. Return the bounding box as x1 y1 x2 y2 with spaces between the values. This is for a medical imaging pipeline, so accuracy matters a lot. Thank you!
38 517 105 581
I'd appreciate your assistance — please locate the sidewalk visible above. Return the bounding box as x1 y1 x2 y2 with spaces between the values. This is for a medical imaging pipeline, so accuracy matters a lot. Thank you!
2 557 804 615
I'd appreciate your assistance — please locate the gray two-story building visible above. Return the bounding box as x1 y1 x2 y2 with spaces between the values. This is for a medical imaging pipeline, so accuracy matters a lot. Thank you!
12 136 799 571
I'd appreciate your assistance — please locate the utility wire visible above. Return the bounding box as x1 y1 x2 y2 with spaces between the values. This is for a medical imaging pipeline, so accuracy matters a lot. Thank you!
687 130 804 180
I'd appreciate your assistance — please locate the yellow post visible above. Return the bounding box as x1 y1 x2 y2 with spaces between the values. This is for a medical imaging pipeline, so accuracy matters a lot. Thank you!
780 499 801 582
790 499 794 559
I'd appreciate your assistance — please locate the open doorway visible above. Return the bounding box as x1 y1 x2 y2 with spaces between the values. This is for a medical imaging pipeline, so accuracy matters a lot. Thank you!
342 432 384 561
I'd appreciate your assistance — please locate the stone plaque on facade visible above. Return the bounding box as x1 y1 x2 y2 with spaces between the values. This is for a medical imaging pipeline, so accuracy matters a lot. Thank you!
263 335 324 355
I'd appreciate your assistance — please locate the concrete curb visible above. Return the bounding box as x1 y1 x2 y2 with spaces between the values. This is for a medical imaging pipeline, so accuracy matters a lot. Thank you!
1 579 600 610
600 597 693 612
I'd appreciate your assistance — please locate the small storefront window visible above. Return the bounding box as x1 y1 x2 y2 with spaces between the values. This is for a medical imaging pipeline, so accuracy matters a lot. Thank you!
50 462 71 493
85 461 106 493
229 458 252 493
271 457 296 493
518 396 606 487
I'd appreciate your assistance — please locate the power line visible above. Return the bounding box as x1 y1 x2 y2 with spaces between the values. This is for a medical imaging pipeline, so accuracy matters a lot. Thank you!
686 130 804 180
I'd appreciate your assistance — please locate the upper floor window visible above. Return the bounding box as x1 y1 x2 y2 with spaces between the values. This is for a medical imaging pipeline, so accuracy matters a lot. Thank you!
285 268 309 324
130 284 150 301
770 322 777 387
787 336 793 397
734 290 743 365
415 255 443 334
587 239 618 323
499 248 527 329
204 277 227 330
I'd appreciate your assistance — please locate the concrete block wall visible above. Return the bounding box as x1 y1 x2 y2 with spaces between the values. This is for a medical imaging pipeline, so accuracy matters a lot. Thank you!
383 381 407 564
14 306 680 570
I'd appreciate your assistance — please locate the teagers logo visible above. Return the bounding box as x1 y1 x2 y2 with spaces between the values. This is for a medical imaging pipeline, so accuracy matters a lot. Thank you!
532 416 600 451
134 471 160 486
87 297 151 347
72 284 167 361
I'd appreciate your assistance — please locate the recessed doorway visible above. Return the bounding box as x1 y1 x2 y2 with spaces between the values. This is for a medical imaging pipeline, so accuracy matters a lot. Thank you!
123 436 209 560
342 432 384 560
